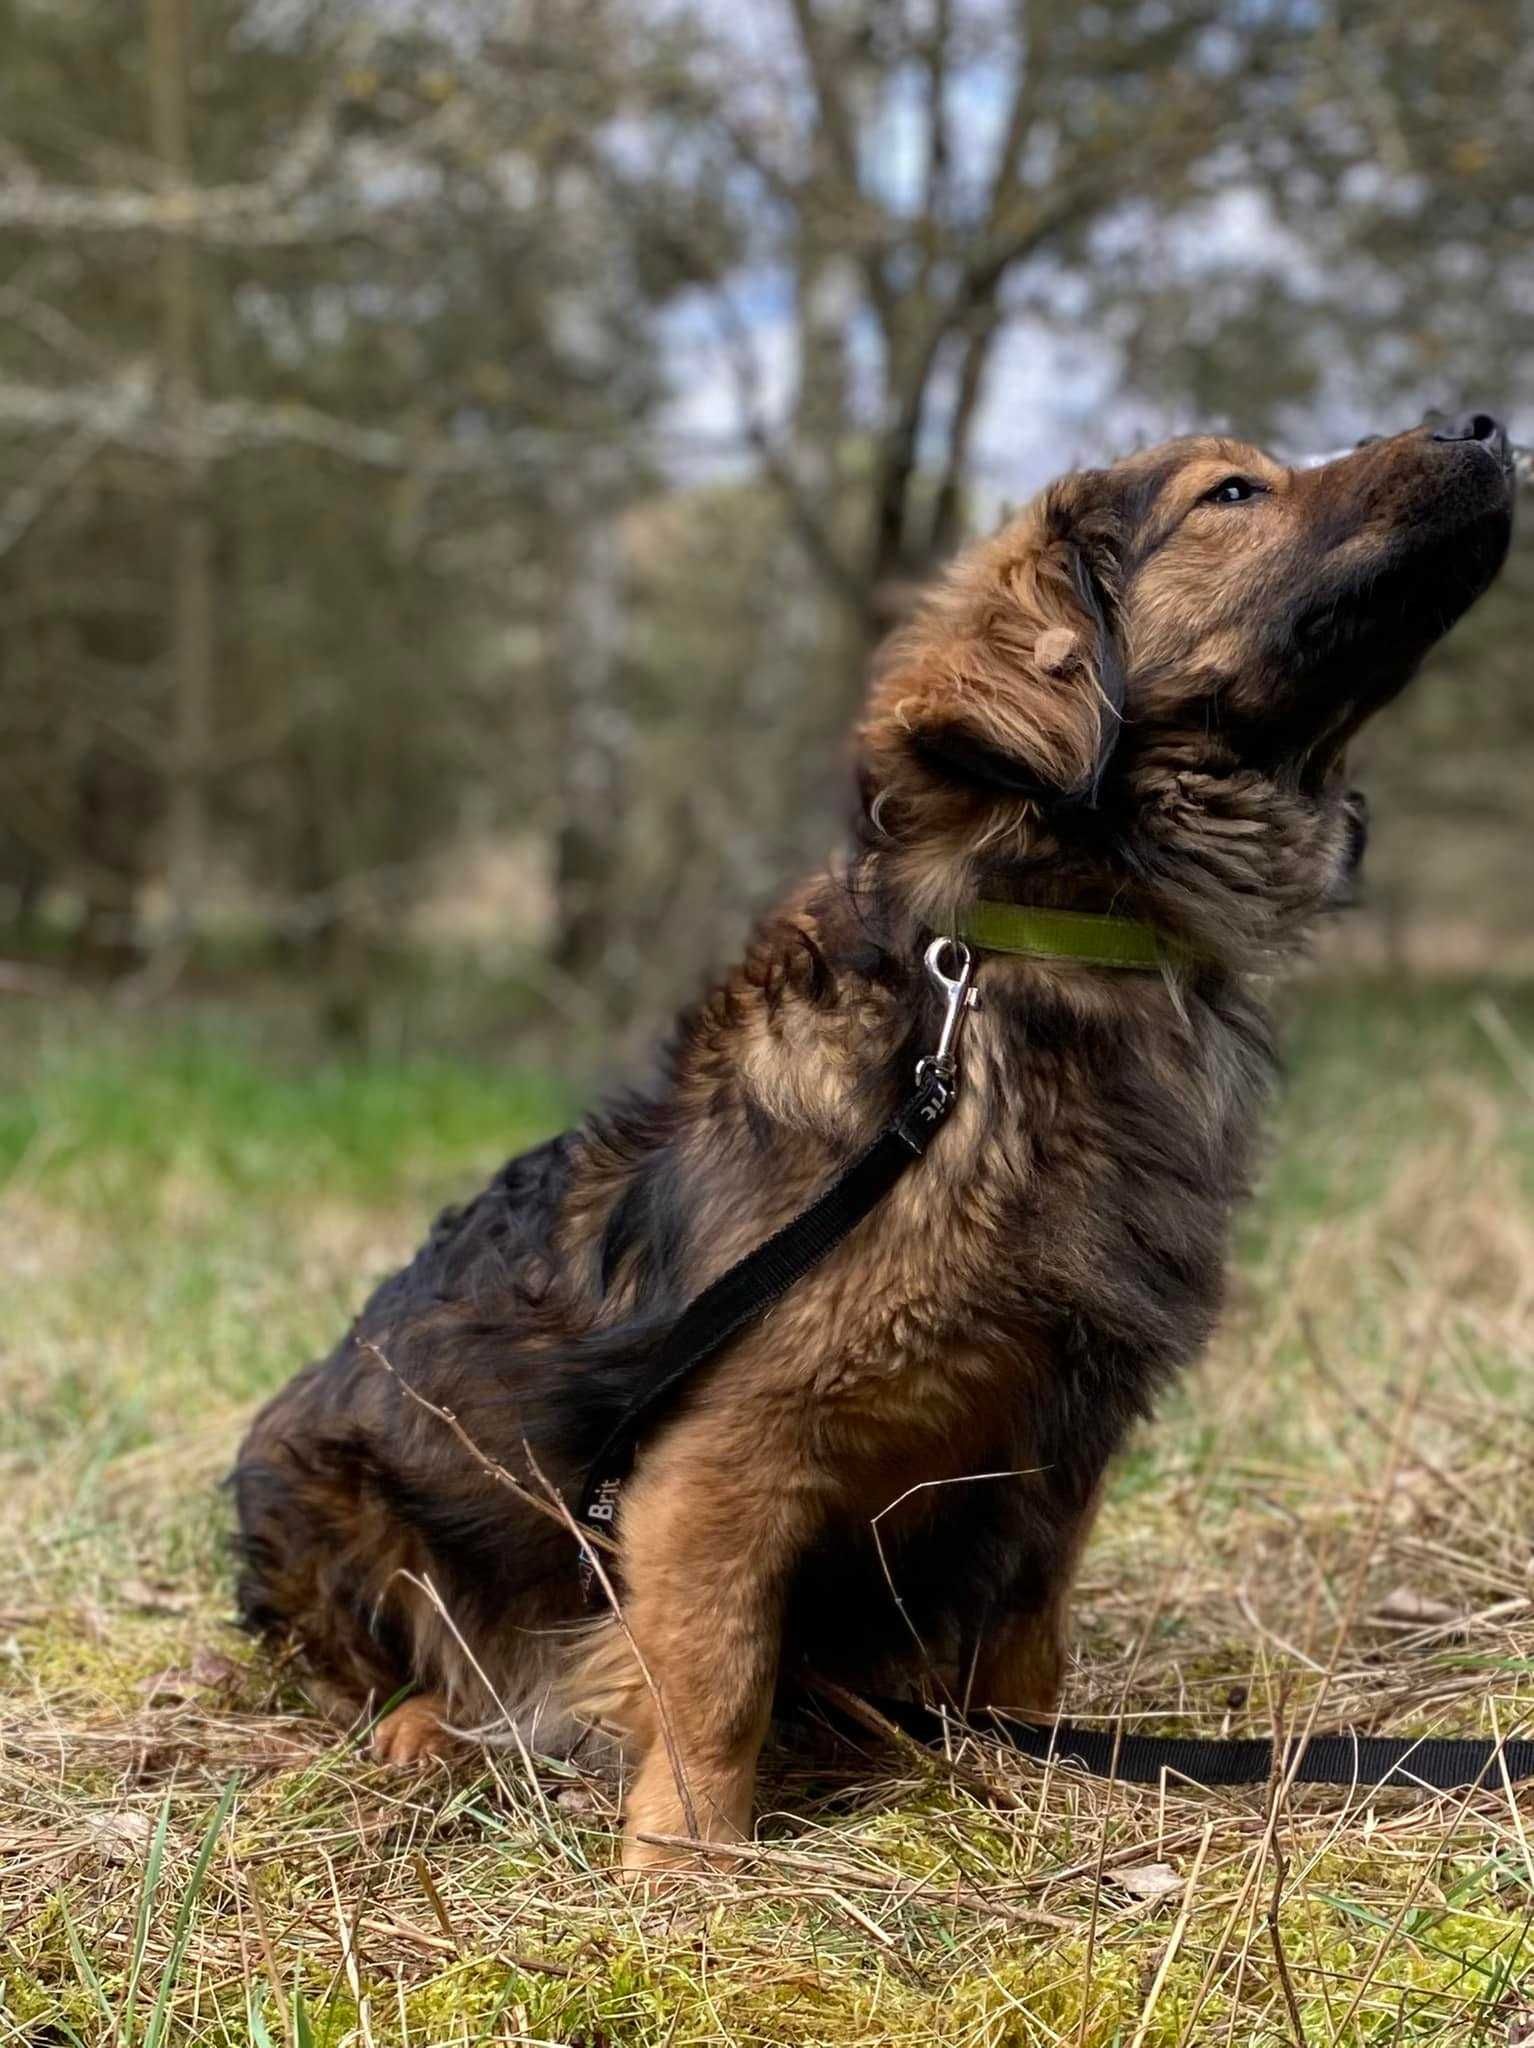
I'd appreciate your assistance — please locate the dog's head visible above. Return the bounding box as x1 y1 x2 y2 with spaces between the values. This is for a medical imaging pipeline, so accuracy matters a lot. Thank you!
861 414 1514 941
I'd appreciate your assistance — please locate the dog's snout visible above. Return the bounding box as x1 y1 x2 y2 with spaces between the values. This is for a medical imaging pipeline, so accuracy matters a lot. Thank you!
1429 408 1509 462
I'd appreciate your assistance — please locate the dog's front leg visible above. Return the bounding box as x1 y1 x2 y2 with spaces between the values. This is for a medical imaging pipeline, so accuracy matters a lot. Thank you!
967 1477 1105 1719
593 1420 817 1875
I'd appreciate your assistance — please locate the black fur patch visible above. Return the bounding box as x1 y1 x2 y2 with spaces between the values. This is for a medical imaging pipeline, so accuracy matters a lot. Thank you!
911 723 1061 800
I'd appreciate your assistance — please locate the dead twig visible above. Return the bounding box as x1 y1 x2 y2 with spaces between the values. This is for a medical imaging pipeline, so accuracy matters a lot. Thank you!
1266 1834 1308 2047
361 1341 614 1555
804 1676 1026 1812
629 1832 1076 1931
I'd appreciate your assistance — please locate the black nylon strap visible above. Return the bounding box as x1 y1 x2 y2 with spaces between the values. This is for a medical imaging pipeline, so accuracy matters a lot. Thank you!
576 1067 956 1591
855 1695 1534 1790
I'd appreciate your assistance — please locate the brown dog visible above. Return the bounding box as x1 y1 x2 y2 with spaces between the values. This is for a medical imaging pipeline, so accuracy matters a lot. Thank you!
234 415 1514 1869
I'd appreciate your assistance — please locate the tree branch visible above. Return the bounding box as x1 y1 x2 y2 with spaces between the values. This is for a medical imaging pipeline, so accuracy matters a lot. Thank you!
785 0 862 197
986 0 1061 228
711 289 875 626
0 418 112 561
927 299 1005 560
921 0 956 227
783 0 897 338
0 373 588 477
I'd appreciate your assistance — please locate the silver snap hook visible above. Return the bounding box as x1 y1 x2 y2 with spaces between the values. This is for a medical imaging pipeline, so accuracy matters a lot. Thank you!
916 936 977 1087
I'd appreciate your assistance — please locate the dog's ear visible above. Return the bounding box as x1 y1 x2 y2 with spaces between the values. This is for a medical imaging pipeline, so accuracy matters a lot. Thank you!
863 479 1127 815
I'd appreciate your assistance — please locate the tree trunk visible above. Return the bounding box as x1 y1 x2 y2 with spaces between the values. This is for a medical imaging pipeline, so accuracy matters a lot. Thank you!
147 0 214 964
549 484 627 1015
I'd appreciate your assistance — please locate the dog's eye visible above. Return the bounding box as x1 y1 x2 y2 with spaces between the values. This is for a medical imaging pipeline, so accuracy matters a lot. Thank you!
1203 476 1261 504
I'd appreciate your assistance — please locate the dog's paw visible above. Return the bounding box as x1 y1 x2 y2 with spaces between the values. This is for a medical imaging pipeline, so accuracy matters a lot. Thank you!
370 1693 456 1767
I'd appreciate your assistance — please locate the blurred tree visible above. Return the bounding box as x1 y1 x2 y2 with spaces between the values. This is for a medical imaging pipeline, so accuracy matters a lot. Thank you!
146 0 214 976
665 0 1534 981
0 0 679 1016
1100 2 1533 441
1 0 1528 1048
611 2 1298 632
546 0 1317 1016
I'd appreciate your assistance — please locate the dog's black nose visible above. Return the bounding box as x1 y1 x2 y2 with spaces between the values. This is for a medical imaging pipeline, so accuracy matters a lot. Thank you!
1430 409 1509 462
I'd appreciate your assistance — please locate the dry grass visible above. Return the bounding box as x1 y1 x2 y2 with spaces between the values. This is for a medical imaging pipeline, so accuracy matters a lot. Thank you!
2 983 1533 2046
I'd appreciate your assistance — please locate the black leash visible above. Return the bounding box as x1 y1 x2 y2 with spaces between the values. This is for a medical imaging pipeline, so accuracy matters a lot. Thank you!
576 938 979 1596
852 1695 1534 1792
573 933 1532 1789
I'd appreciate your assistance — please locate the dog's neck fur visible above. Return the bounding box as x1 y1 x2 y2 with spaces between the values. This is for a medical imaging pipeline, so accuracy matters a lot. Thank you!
870 746 1356 980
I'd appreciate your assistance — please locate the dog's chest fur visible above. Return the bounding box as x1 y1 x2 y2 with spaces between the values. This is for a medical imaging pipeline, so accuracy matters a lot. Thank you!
630 910 1276 1494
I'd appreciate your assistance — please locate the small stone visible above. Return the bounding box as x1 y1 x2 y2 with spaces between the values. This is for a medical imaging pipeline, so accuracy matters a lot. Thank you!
1115 1862 1184 1901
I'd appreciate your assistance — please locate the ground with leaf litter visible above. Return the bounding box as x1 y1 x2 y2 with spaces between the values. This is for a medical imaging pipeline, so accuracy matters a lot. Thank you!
3 984 1533 2045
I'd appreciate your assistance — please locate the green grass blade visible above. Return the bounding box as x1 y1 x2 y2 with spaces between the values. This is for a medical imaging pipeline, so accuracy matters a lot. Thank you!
121 1792 174 2048
139 1776 240 2048
292 1985 317 2048
59 1898 114 2032
1313 1892 1501 1984
245 2001 281 2048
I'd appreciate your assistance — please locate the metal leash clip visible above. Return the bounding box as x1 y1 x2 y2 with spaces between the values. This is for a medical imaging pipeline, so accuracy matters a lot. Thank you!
914 936 978 1102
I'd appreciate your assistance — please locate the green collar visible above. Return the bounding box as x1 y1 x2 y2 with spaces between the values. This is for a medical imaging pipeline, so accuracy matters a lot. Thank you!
956 900 1198 972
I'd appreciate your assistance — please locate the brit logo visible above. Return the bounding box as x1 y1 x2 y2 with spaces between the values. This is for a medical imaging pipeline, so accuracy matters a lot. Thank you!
586 1477 623 1524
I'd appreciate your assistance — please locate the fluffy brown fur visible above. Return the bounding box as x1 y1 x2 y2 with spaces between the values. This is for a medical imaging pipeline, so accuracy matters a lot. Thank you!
234 417 1514 1869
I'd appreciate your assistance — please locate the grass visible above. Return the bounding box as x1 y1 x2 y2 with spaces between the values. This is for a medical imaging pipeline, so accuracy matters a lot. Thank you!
2 978 1533 2046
